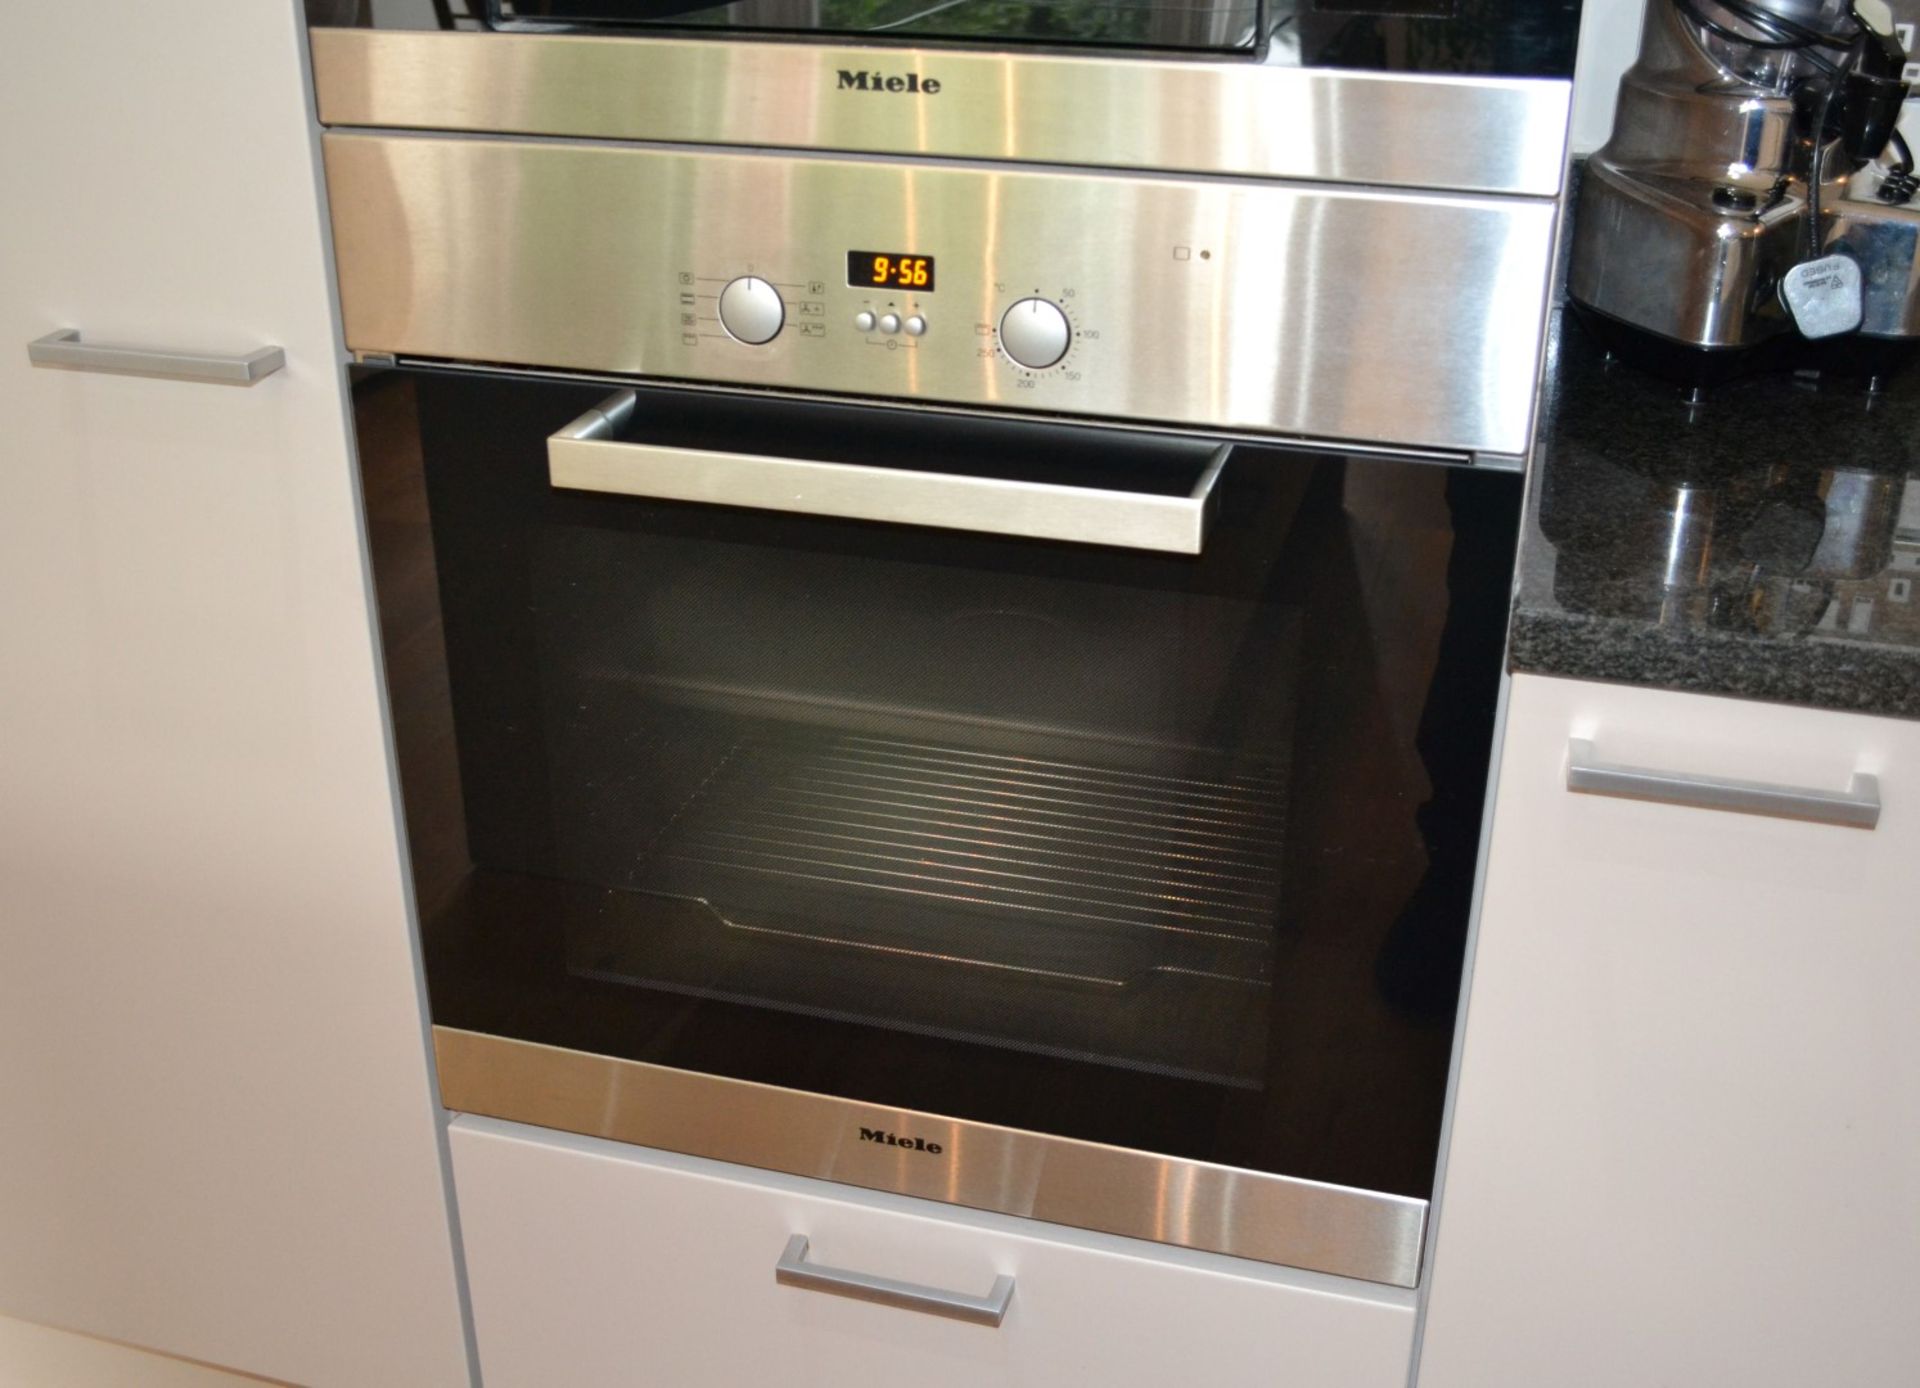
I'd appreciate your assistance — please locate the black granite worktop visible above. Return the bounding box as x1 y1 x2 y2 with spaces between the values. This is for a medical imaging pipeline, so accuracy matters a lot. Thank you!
1510 310 1920 719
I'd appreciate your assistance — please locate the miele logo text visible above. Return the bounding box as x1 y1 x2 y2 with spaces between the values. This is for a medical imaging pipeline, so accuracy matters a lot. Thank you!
859 1126 944 1154
837 69 942 95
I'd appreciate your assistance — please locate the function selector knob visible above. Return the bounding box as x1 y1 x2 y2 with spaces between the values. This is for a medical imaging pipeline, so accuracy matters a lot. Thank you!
718 276 785 345
998 297 1071 370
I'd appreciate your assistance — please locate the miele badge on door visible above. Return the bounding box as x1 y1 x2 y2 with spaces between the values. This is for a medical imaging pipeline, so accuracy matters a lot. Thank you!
860 1126 944 1155
836 69 941 95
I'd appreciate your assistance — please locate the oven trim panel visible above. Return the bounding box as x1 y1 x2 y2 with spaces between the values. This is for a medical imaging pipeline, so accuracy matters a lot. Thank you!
322 135 1559 458
434 1026 1428 1288
310 29 1572 197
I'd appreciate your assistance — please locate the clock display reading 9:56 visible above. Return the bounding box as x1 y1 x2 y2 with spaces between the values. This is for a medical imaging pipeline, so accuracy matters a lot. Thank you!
848 251 935 291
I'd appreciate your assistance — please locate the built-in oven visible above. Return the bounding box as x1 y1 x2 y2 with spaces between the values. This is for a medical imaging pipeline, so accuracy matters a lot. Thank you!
310 0 1580 1290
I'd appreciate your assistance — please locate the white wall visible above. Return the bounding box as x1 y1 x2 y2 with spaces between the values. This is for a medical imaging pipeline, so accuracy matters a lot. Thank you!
1896 12 1919 146
1571 0 1649 153
1570 0 1920 154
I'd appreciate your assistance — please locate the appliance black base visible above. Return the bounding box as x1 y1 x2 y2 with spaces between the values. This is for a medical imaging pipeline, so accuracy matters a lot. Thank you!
1569 301 1916 394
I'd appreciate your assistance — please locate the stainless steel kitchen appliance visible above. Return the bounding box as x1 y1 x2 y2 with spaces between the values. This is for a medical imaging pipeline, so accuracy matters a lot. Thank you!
310 1 1580 1290
1570 0 1919 387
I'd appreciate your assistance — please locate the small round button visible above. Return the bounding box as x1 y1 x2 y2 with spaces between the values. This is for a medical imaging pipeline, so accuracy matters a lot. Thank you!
854 310 876 333
998 297 1071 370
904 315 927 337
878 313 902 335
717 276 784 345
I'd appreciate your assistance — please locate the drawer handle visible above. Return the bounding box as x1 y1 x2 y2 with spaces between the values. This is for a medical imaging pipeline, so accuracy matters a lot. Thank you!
548 389 1229 554
1565 738 1881 830
774 1235 1014 1328
27 328 285 386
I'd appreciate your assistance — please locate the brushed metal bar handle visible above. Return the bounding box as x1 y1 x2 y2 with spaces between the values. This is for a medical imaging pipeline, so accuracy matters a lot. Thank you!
774 1235 1014 1327
548 389 1227 554
1566 738 1880 829
28 329 285 386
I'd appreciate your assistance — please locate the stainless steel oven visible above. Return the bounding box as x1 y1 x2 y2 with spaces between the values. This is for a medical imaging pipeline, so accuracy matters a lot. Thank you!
311 0 1579 1290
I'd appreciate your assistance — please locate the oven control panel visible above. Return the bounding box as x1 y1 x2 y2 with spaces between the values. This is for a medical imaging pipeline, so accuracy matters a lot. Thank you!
324 135 1558 460
707 272 1076 376
713 266 1069 374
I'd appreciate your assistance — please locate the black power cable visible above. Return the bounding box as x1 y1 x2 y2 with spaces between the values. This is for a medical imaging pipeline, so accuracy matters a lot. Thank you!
1805 30 1868 255
1881 129 1920 203
1891 128 1917 175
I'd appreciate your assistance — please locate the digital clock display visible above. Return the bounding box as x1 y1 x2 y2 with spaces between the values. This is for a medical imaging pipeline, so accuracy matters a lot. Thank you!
848 251 935 291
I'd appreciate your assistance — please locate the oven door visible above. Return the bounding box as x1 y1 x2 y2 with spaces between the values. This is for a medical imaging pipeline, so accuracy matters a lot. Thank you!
361 367 1519 1287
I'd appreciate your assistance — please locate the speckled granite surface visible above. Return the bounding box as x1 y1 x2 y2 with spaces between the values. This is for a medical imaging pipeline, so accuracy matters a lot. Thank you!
1510 310 1920 719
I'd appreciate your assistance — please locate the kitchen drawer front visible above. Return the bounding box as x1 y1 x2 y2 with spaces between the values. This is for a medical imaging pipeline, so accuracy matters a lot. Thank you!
1419 675 1920 1388
450 1116 1417 1388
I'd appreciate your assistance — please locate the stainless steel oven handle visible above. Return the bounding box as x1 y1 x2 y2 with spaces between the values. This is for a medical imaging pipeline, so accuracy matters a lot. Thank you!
27 329 285 386
547 390 1228 554
1566 738 1881 829
774 1235 1015 1327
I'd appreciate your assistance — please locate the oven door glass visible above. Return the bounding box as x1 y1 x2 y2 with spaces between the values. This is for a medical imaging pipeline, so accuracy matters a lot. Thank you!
362 368 1518 1208
315 1 1584 72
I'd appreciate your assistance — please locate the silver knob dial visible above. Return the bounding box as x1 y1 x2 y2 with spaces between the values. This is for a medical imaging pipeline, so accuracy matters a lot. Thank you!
998 297 1071 370
717 276 785 345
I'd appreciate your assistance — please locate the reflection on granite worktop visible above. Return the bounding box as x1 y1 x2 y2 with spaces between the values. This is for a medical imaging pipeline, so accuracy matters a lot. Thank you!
1511 312 1920 720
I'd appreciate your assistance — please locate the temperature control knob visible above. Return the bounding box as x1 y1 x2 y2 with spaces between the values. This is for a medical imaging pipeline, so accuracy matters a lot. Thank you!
718 276 785 345
998 297 1071 370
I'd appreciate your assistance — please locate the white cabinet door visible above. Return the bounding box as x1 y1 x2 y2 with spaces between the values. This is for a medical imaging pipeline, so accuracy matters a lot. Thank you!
1419 674 1920 1388
451 1117 1418 1388
0 7 470 1386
